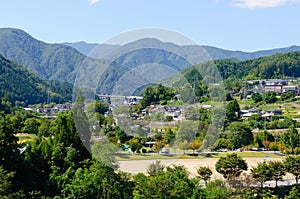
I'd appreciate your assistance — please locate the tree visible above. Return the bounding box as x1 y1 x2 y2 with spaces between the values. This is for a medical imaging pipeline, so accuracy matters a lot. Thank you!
281 91 295 101
165 115 173 121
147 160 165 176
202 179 231 199
178 140 189 154
138 84 175 110
284 156 300 184
154 139 164 154
281 125 300 153
133 165 197 199
197 166 212 184
22 118 39 134
0 166 14 196
0 113 19 170
268 161 285 187
163 128 175 145
226 100 240 122
213 138 232 151
251 161 272 188
128 137 142 154
255 130 274 148
73 90 91 151
60 161 133 199
189 141 201 153
176 121 198 143
215 153 248 185
285 185 300 199
228 122 253 149
263 91 277 104
251 93 263 103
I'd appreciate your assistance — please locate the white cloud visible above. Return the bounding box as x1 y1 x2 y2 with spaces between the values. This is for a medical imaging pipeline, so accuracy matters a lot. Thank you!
233 0 300 9
89 0 101 5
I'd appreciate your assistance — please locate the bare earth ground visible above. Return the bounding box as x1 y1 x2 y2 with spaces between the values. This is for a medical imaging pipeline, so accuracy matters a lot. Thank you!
118 158 294 180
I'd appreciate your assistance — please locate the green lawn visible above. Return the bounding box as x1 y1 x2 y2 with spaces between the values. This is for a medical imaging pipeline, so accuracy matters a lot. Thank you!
115 151 285 161
16 133 36 144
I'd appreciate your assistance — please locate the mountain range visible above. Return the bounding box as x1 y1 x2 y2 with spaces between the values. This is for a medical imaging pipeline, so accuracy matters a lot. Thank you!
63 39 300 61
1 27 300 96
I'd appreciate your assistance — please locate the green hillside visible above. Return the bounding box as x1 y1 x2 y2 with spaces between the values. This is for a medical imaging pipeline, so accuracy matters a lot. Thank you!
0 28 85 82
176 51 300 95
2 28 300 96
0 54 73 105
183 51 300 81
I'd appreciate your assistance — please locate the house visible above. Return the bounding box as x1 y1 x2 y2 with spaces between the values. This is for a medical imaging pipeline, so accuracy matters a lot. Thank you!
262 109 282 119
240 108 261 120
241 112 257 120
248 108 261 114
282 85 299 94
264 84 283 93
265 109 282 115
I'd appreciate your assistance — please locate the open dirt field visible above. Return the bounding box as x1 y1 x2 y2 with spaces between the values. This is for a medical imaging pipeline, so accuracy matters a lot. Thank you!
118 157 293 180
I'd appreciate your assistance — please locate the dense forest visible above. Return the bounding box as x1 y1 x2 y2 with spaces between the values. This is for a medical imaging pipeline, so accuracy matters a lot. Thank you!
0 54 73 105
179 51 300 95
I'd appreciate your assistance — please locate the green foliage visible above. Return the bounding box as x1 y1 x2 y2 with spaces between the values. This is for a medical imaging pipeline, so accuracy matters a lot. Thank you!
22 118 40 134
263 91 277 104
0 113 19 170
128 137 142 154
255 130 275 148
177 140 189 153
251 161 273 188
0 166 14 196
60 160 133 199
133 165 198 199
281 92 295 102
197 166 212 184
0 54 72 105
251 93 263 103
226 99 240 123
73 90 91 151
281 125 300 153
285 185 300 199
163 128 175 145
215 153 248 184
228 122 254 149
268 161 285 187
213 138 232 150
284 155 300 184
202 179 231 199
0 28 85 83
138 84 175 110
176 121 198 143
146 160 165 176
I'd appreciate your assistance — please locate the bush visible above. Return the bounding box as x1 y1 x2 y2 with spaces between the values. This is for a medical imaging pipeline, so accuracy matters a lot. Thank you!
269 142 279 151
294 147 300 155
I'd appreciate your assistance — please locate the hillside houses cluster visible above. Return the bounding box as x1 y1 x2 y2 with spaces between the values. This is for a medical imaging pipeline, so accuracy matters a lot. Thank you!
240 108 283 120
140 105 184 121
243 79 299 95
24 104 72 115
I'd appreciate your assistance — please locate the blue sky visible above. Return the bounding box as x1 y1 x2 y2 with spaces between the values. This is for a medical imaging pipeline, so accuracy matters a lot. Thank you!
1 0 300 51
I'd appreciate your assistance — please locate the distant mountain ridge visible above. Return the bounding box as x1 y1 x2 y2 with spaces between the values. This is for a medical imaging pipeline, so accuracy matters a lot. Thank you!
63 40 300 61
62 41 98 57
0 28 86 82
1 27 300 95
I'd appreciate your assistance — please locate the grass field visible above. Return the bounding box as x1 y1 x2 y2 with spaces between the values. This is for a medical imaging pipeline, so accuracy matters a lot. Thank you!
115 151 285 161
15 133 36 144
